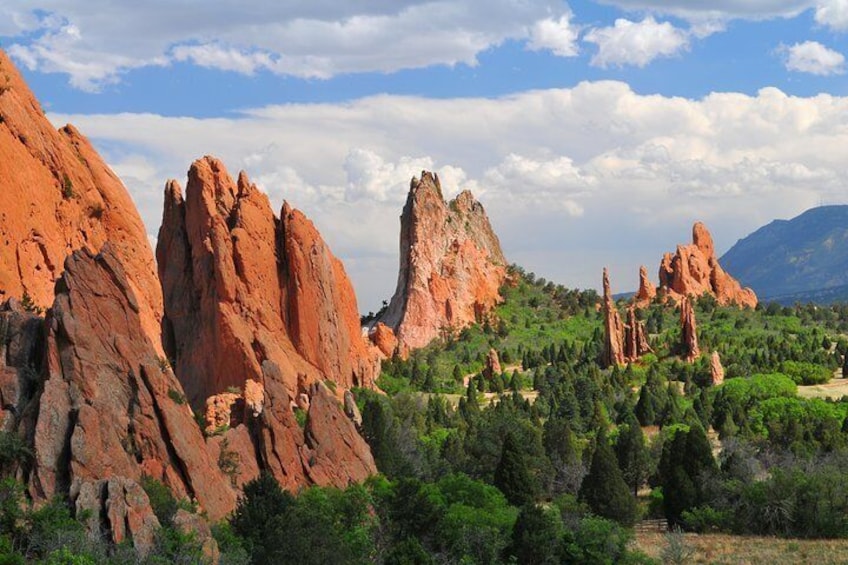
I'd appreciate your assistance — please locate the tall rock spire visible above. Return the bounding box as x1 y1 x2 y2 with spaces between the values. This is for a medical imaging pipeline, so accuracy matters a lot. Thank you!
377 171 506 352
602 268 626 367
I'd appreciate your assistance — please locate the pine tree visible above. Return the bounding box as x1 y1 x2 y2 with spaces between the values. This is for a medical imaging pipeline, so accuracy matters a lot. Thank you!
509 504 564 564
579 431 638 526
615 412 649 496
494 432 537 507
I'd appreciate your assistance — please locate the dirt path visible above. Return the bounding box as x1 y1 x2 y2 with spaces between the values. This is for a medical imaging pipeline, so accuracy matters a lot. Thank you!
797 375 848 400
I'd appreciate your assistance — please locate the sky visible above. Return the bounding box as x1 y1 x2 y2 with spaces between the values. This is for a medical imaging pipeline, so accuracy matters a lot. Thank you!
3 1 848 311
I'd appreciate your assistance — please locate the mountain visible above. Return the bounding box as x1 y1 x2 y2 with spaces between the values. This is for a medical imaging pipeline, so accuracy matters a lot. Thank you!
375 171 506 352
720 205 848 302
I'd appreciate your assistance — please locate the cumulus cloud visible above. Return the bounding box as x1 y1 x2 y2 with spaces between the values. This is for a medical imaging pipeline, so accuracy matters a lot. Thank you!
0 0 579 89
584 17 689 68
815 0 848 29
780 41 845 75
527 14 580 57
51 82 848 307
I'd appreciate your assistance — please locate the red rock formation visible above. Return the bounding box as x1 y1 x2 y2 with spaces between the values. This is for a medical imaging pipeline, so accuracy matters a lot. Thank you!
679 297 700 362
710 351 725 386
157 157 379 406
0 49 162 348
482 348 502 380
369 322 399 358
602 269 626 367
658 223 757 308
378 172 506 351
634 266 657 306
624 304 652 362
30 245 237 524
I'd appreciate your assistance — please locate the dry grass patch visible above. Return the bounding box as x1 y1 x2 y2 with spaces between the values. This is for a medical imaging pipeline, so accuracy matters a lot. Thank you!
634 532 848 564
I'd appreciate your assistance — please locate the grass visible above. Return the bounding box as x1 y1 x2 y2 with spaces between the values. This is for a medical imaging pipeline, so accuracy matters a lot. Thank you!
634 531 848 564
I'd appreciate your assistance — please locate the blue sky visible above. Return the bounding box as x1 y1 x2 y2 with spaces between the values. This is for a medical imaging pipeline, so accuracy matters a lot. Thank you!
3 1 848 309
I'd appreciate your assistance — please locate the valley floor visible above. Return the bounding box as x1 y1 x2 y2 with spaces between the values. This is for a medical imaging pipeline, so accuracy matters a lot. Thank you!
634 531 848 564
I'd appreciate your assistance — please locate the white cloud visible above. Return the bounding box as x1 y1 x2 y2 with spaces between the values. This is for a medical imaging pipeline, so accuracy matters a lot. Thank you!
51 82 848 308
780 41 845 75
598 0 813 21
0 1 577 89
584 17 689 68
815 0 848 29
527 14 580 57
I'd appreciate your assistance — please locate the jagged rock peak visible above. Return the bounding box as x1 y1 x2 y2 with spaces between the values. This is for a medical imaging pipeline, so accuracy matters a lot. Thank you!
31 244 237 525
624 304 653 362
158 156 380 407
634 265 657 306
0 48 162 346
376 170 507 351
658 222 757 309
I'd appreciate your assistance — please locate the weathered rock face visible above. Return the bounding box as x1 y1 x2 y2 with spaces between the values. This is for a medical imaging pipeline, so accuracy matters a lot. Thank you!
624 304 652 362
378 172 506 351
602 269 626 367
369 322 399 358
0 49 162 348
710 351 725 386
482 348 502 380
75 477 160 557
634 266 657 306
30 245 237 524
658 223 757 308
679 297 700 362
157 157 379 407
0 299 43 432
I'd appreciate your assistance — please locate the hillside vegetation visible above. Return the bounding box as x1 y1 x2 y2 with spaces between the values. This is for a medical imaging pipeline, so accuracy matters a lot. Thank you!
5 266 848 563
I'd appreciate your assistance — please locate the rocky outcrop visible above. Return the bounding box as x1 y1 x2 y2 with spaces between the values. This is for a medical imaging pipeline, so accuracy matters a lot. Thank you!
634 266 657 306
0 49 162 347
658 223 757 308
710 351 725 385
369 322 399 358
378 172 506 351
0 299 43 432
679 297 700 362
624 304 652 362
157 157 379 407
30 245 237 523
75 477 160 557
602 269 626 367
482 348 502 380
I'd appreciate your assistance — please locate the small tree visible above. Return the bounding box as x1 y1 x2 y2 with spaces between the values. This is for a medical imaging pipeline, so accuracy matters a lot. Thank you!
579 431 638 526
494 432 537 507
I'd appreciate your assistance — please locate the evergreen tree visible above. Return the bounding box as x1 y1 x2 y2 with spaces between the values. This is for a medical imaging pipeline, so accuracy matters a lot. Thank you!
614 413 649 496
494 432 536 506
509 504 564 564
579 431 638 526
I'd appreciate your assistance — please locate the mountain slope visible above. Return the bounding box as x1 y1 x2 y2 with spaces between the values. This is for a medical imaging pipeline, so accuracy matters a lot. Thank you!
720 205 848 300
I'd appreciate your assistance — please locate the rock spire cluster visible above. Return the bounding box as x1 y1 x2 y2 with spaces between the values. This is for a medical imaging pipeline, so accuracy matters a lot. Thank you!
658 222 757 308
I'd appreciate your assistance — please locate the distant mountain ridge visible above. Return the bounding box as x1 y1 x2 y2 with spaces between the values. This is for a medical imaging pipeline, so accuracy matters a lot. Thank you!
720 205 848 302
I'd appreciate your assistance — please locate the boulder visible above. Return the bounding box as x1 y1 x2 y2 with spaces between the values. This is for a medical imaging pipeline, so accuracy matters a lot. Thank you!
710 351 725 386
482 348 502 380
679 297 700 363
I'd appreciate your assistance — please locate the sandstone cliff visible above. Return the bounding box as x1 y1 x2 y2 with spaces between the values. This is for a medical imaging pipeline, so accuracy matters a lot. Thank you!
377 172 506 351
658 223 757 308
0 49 162 347
157 157 379 406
